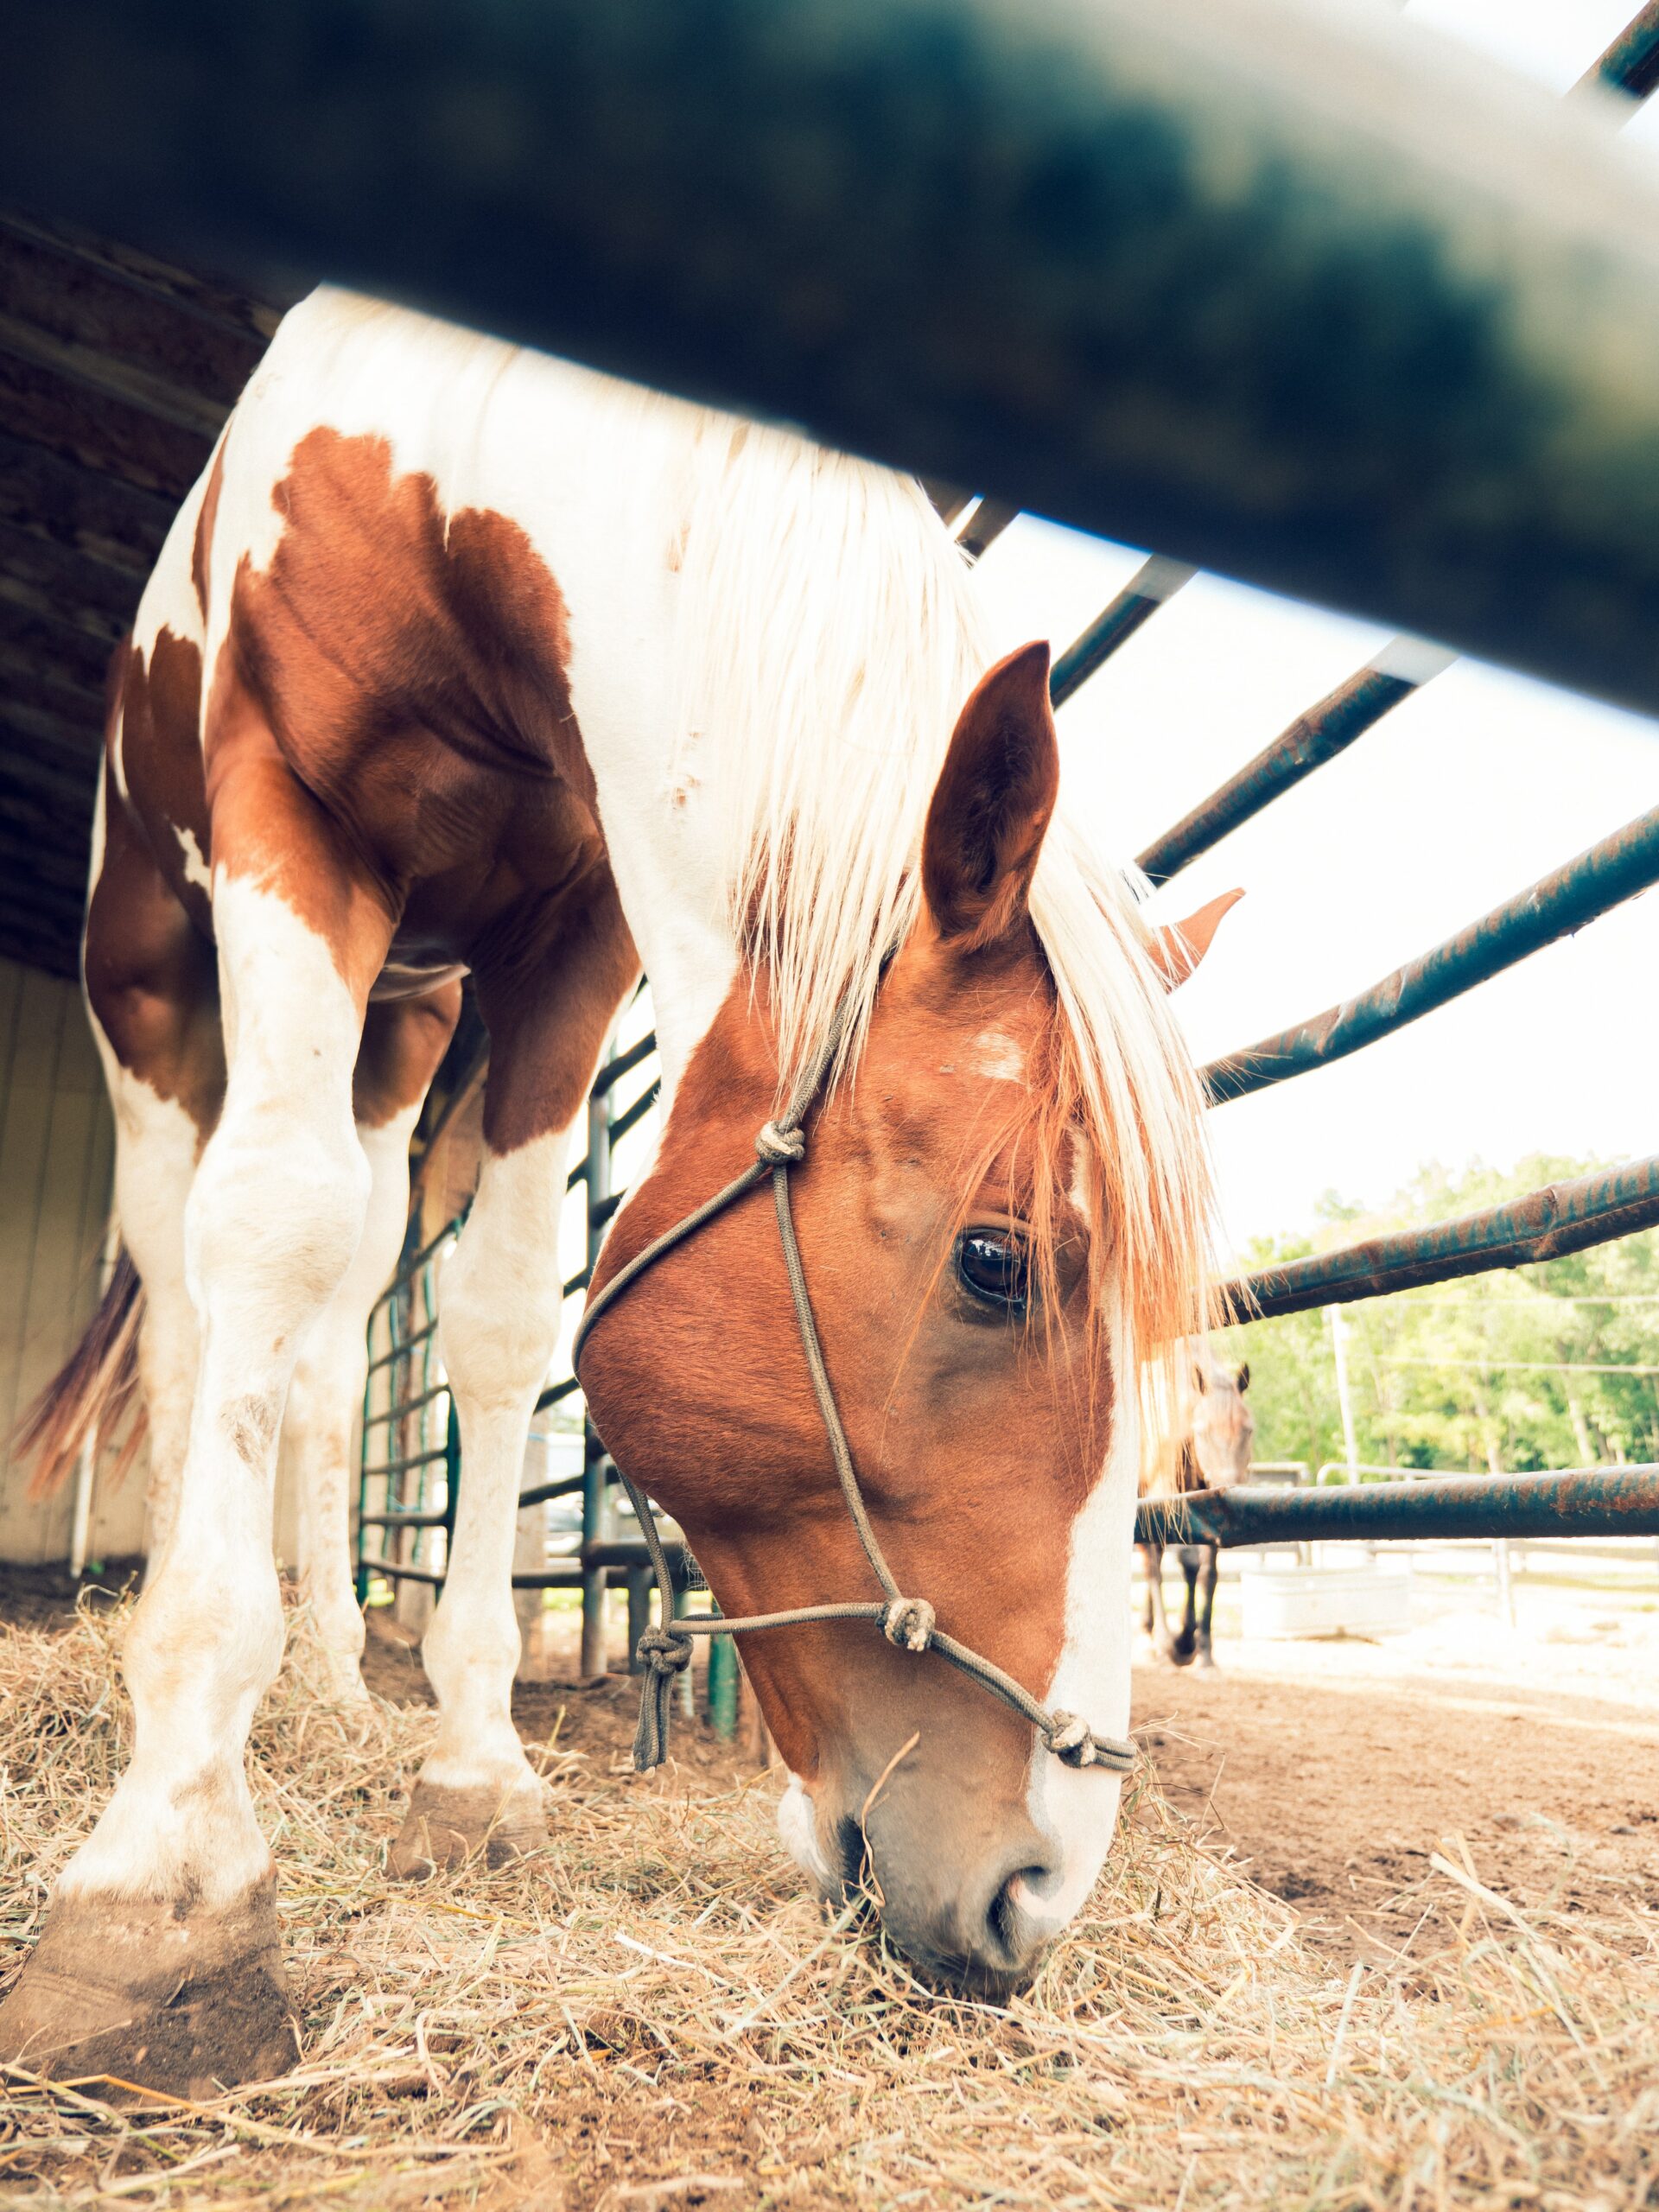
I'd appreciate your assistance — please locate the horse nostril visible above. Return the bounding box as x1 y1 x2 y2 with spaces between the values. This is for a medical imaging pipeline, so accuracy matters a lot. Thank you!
832 1815 866 1901
983 1864 1050 1968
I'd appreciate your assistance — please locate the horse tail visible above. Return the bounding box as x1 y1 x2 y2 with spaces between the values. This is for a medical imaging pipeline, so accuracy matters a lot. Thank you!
14 1247 148 1499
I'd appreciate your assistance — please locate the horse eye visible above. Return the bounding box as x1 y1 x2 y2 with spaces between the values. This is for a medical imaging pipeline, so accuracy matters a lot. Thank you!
955 1230 1030 1314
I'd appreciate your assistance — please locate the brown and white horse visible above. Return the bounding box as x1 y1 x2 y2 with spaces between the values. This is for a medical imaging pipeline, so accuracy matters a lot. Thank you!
0 288 1236 2089
1138 1344 1255 1669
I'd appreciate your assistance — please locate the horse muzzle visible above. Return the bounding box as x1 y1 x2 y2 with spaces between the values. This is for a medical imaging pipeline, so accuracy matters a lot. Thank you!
785 1767 1067 1999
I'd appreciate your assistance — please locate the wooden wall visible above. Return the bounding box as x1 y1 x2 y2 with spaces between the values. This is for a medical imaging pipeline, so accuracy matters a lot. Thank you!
0 951 146 1564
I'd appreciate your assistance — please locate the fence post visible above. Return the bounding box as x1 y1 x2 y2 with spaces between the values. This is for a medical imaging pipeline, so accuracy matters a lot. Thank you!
708 1624 738 1740
1493 1537 1516 1628
626 1567 652 1673
580 1063 613 1678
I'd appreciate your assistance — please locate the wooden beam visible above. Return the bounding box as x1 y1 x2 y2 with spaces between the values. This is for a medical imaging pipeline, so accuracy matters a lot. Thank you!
0 220 268 409
0 623 108 721
0 342 212 501
0 428 174 576
0 695 105 786
0 810 93 896
0 561 129 649
0 308 235 441
0 515 141 639
0 855 90 925
0 208 288 346
0 760 93 836
0 880 85 972
0 731 99 818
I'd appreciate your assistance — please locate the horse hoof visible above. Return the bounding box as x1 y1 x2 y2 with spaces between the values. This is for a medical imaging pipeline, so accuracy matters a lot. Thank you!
0 1876 297 2098
387 1778 549 1878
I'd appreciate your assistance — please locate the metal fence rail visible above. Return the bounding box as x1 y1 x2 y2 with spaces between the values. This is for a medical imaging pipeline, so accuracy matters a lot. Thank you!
354 1027 658 1651
1137 642 1452 888
1165 1465 1659 1547
1222 1156 1659 1322
1201 799 1659 1103
354 1230 458 1606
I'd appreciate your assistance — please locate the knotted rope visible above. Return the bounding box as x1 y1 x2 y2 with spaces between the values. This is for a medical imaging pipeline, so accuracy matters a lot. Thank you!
572 1064 1136 1780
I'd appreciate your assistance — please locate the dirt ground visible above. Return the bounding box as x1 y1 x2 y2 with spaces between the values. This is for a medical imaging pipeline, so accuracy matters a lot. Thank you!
1134 1649 1659 1961
5 1557 1656 1973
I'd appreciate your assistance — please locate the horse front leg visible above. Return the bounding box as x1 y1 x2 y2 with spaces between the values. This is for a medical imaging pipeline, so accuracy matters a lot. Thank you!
1142 1540 1178 1662
389 888 636 1877
1195 1543 1220 1670
0 861 389 2094
1172 1548 1201 1667
388 1130 572 1874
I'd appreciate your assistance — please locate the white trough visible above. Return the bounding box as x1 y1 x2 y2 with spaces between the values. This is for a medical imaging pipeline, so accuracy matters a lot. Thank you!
1241 1560 1414 1641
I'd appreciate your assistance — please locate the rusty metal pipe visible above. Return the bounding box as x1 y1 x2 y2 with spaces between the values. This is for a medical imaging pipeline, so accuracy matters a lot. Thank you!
1150 1464 1659 1546
1051 556 1197 706
1204 800 1659 1103
1582 2 1659 99
1220 1154 1659 1320
1138 640 1451 885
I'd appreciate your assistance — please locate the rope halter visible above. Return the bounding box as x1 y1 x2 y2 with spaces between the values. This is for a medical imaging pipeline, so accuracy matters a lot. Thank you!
755 1120 807 1165
881 1598 937 1652
570 1066 1138 1782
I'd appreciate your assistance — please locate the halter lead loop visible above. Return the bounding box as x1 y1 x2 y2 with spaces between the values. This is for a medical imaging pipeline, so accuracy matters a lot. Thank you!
571 1090 1136 1781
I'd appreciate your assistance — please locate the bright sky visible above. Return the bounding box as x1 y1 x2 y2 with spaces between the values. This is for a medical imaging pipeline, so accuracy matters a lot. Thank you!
970 0 1659 1259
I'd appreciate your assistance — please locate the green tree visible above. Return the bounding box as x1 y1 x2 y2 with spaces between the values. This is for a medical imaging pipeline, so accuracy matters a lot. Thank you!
1230 1155 1659 1477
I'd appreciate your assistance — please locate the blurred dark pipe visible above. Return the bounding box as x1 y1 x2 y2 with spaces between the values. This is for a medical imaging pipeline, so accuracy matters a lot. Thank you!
7 0 1659 715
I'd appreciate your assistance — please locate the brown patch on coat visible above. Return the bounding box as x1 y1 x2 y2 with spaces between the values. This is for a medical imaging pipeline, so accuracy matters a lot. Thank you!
120 625 214 937
86 640 224 1136
353 981 464 1129
202 428 637 1114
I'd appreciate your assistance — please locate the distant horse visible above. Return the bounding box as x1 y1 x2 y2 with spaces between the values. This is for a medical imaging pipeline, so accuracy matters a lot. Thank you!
1139 1345 1254 1669
2 289 1238 2090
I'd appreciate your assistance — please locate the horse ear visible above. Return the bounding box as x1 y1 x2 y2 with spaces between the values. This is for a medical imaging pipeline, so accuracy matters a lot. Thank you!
1236 1362 1250 1394
1147 887 1244 990
922 642 1059 947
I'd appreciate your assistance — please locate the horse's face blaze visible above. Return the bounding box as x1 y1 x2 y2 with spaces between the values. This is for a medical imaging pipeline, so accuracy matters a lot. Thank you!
582 646 1125 1996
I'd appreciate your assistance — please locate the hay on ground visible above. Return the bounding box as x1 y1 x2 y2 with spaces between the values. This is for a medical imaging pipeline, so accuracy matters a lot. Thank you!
0 1596 1655 2209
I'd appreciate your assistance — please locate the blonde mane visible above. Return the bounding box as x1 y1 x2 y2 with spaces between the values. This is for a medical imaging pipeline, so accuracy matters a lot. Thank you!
664 406 1215 1360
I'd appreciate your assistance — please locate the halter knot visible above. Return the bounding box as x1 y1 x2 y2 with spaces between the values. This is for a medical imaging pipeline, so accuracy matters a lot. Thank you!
1042 1711 1099 1766
756 1121 807 1166
636 1627 692 1678
881 1598 937 1653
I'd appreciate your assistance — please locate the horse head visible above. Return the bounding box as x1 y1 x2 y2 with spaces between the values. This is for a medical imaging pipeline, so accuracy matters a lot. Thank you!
581 643 1235 1997
1189 1347 1255 1492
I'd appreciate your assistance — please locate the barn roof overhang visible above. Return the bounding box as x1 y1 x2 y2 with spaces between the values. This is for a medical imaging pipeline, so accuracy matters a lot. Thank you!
0 211 285 978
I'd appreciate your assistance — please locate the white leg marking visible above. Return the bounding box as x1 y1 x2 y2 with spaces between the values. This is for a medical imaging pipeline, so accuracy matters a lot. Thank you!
285 1107 422 1703
416 1132 570 1818
1017 1310 1140 1940
89 1029 204 1574
62 883 372 1910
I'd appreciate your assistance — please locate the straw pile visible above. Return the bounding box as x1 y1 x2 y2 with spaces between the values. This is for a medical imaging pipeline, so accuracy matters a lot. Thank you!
1 1595 1656 2210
